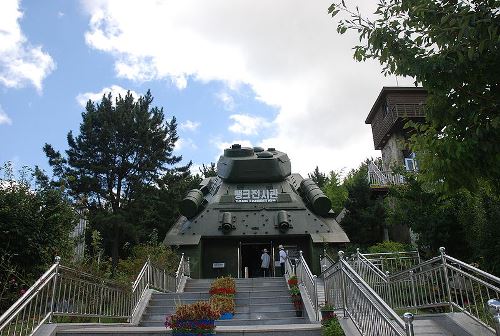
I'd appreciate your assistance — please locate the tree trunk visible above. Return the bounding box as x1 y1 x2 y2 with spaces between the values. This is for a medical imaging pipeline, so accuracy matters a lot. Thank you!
111 221 119 277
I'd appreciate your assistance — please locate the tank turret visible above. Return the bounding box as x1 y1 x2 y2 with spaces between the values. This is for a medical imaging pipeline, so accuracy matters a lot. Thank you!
217 144 291 182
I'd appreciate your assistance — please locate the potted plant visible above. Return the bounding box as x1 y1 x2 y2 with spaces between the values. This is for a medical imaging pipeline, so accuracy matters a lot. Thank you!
209 276 236 320
209 276 236 296
210 295 235 320
321 311 345 336
289 286 302 317
287 275 298 287
320 303 336 321
165 301 220 335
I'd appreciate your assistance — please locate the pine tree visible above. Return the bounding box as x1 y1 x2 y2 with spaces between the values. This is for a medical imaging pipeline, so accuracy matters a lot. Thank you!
44 90 186 273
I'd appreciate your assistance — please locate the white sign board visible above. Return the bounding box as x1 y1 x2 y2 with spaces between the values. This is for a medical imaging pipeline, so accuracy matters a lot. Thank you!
212 263 225 268
235 189 278 203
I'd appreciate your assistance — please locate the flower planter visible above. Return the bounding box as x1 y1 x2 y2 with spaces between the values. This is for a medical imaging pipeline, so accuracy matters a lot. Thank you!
219 312 234 320
171 319 216 335
321 309 336 321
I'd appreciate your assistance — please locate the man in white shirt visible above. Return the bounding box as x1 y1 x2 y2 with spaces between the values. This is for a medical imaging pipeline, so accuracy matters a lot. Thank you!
279 245 287 276
261 249 270 277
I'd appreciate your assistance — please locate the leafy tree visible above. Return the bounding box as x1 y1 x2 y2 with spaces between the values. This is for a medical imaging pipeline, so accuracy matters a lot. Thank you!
0 163 76 310
322 170 348 214
44 90 188 272
124 165 201 242
329 0 500 192
308 166 328 189
199 163 217 178
387 175 500 274
341 161 386 246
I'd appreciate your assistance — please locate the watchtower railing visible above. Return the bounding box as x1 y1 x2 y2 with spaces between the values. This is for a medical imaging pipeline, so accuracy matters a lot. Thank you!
323 251 412 336
367 162 405 187
296 251 319 321
0 254 189 336
353 247 500 333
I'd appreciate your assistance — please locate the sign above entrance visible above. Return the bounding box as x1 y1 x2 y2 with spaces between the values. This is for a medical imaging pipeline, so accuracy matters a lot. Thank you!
212 262 225 268
235 189 278 203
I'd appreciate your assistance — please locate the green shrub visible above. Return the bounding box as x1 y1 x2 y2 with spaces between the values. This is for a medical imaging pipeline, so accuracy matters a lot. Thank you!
322 317 344 336
367 241 413 254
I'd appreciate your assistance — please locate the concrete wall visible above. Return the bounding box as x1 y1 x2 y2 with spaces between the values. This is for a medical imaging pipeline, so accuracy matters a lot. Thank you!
381 133 405 170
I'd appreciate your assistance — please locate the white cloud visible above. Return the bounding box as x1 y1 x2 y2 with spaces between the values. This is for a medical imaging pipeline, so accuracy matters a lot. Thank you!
175 137 197 151
0 0 55 92
180 120 200 132
82 0 413 174
228 114 270 135
216 91 235 111
0 105 12 125
76 85 139 107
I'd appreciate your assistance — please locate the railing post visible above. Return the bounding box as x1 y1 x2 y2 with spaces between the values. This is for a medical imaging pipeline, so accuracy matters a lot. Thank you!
403 312 415 336
163 269 166 291
98 279 105 323
440 247 454 312
488 299 500 336
186 257 190 277
386 271 393 307
299 251 304 284
356 248 362 274
181 253 185 276
146 256 151 289
313 274 318 321
338 251 347 318
48 256 61 323
409 270 417 313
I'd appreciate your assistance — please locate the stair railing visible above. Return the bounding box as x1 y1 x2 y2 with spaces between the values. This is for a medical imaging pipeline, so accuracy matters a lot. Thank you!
0 257 131 336
320 249 335 273
350 249 392 306
175 253 190 291
296 251 319 321
351 247 500 333
324 251 412 336
360 250 421 274
0 254 189 336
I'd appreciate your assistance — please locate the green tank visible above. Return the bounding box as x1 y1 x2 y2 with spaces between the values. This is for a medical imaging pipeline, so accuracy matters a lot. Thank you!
164 144 349 278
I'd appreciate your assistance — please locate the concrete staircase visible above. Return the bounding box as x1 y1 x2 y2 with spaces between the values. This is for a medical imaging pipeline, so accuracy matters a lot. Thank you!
54 277 322 336
142 277 312 327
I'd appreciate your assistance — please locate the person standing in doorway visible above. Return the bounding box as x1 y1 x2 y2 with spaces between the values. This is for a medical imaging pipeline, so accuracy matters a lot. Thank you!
261 249 270 277
279 245 287 276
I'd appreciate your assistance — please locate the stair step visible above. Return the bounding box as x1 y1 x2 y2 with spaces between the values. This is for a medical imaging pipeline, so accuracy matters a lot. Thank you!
183 285 286 292
146 302 296 314
149 296 293 306
160 290 290 298
140 316 309 327
56 324 322 336
215 317 309 326
142 310 300 321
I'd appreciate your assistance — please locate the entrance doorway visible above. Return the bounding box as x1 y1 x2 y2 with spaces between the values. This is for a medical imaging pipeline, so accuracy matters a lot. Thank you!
240 243 272 278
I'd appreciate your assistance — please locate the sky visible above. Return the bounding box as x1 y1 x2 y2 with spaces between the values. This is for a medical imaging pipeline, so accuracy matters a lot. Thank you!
0 0 414 179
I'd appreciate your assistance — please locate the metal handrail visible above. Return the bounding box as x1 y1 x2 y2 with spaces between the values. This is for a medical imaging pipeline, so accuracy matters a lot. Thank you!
0 260 60 336
285 255 295 277
354 247 500 333
355 249 389 280
324 251 411 336
320 250 335 273
0 254 189 336
296 251 318 321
